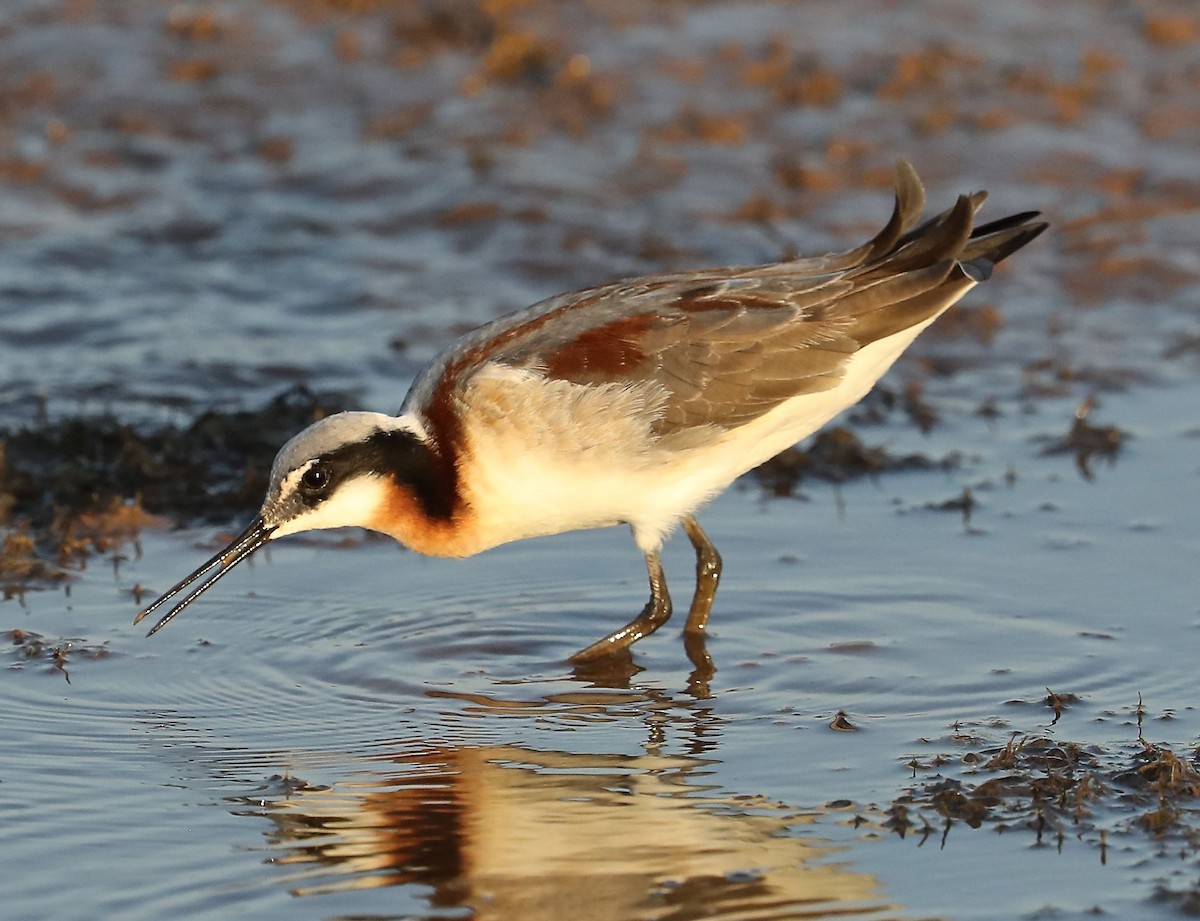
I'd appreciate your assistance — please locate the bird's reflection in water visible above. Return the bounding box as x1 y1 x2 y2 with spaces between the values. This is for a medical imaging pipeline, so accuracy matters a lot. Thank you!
236 740 893 920
565 638 717 699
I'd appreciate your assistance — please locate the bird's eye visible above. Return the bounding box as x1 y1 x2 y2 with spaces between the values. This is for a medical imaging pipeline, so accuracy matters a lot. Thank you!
300 465 331 492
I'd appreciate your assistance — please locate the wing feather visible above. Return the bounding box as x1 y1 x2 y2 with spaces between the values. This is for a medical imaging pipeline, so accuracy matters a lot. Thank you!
404 161 1047 443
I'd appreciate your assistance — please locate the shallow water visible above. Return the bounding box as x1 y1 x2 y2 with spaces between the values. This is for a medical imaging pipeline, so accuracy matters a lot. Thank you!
3 1 1200 919
6 379 1200 920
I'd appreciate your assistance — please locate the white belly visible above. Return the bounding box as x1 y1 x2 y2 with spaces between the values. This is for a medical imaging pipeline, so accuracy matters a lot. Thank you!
458 315 944 555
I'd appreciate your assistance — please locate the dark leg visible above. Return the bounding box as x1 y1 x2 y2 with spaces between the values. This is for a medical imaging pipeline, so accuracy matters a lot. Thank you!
569 550 672 663
681 516 722 636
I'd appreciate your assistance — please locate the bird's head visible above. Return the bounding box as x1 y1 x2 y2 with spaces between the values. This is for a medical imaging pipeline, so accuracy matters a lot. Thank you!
134 411 444 636
261 411 440 537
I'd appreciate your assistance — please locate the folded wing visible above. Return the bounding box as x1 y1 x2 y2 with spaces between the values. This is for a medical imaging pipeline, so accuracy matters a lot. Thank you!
407 161 1046 438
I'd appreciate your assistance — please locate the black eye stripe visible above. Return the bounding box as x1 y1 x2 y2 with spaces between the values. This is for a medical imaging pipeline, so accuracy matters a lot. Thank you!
284 430 450 520
310 429 451 520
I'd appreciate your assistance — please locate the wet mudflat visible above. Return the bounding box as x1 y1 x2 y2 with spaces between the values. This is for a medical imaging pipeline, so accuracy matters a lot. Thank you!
2 1 1200 919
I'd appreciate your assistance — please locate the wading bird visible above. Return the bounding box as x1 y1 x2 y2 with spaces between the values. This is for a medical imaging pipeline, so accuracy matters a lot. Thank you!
136 161 1045 664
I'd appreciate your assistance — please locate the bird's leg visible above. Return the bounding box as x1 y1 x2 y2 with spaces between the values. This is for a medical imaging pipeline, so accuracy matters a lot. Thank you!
568 550 672 663
681 515 722 636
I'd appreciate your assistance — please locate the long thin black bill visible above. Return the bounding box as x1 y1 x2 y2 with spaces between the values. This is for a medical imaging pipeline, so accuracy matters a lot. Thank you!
134 518 275 636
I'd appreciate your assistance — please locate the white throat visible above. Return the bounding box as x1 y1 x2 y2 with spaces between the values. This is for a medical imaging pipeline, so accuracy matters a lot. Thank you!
270 475 391 538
